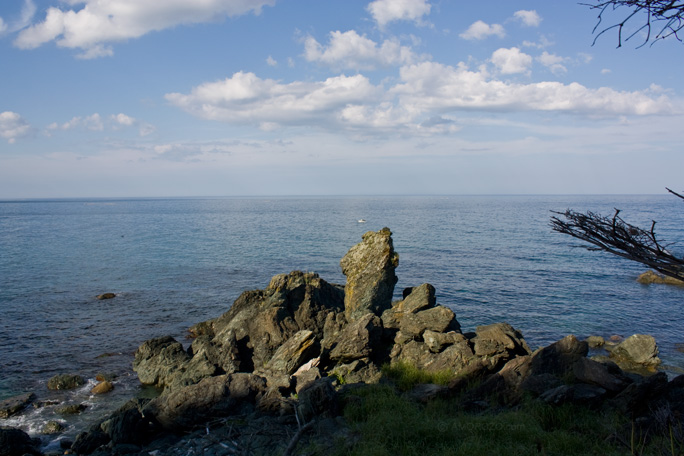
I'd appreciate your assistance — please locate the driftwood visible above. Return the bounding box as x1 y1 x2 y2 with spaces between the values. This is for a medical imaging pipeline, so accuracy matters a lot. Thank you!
550 188 684 281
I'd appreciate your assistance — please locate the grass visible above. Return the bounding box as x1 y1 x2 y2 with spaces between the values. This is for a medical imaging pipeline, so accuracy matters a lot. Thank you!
332 362 682 456
380 361 455 391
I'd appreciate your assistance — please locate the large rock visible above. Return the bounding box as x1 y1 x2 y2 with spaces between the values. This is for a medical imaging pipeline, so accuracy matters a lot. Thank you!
132 336 191 390
47 373 85 390
145 373 267 430
529 334 588 376
609 334 661 371
0 392 35 418
262 329 318 376
0 427 41 456
341 228 399 321
470 323 531 370
328 313 383 363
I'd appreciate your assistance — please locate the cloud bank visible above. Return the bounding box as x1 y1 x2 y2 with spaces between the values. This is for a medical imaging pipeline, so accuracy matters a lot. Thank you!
14 0 275 58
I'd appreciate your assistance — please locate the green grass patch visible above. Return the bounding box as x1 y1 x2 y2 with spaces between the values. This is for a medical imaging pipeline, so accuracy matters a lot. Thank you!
381 361 455 391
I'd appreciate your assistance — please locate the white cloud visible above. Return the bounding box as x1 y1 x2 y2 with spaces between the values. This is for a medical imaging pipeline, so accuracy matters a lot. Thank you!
304 30 416 70
513 10 542 27
491 47 532 75
266 55 277 67
367 0 431 28
460 20 505 40
601 68 612 75
0 111 32 143
57 113 104 131
522 35 554 49
0 17 7 33
166 71 382 129
392 62 676 116
14 0 275 57
537 51 568 74
112 113 135 126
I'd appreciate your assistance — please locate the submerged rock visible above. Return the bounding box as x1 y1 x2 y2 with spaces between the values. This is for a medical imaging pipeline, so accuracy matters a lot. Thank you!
637 270 684 286
341 227 399 321
96 293 117 300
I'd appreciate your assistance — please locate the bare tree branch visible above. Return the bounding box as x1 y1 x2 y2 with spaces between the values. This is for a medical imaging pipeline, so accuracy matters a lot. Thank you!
581 0 684 47
550 192 684 281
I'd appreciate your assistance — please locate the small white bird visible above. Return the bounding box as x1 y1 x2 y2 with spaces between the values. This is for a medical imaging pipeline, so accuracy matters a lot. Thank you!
358 219 366 223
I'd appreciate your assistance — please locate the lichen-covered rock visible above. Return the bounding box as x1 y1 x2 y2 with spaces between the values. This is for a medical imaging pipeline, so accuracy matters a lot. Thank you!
328 313 383 363
637 270 684 286
132 336 191 389
47 373 85 390
470 323 531 371
145 373 267 430
341 228 399 321
262 329 318 376
609 334 661 371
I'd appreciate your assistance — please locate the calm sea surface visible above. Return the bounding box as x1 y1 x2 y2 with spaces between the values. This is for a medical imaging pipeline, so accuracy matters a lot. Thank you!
1 195 683 441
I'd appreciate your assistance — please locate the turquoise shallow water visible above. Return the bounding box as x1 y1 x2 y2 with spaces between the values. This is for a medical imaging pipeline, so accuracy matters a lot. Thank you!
1 195 683 440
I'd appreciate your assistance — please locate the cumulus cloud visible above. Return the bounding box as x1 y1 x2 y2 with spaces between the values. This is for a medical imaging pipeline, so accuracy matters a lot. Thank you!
537 51 568 74
513 10 542 27
112 113 135 127
166 71 381 129
304 30 416 70
491 47 532 75
266 55 277 67
14 0 275 57
0 111 32 143
52 113 104 131
460 20 505 40
392 62 675 116
367 0 431 28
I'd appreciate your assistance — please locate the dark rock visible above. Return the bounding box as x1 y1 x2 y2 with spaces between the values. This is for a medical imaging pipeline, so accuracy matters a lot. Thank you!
297 378 338 422
529 334 588 376
294 365 322 394
0 392 35 418
0 427 41 456
47 373 85 390
41 420 65 435
407 383 448 403
72 427 108 455
99 399 150 446
96 293 116 300
469 356 532 404
341 228 399 321
328 313 383 363
56 403 88 415
607 371 669 414
145 373 267 430
609 334 661 371
520 373 563 396
572 357 630 393
540 383 607 405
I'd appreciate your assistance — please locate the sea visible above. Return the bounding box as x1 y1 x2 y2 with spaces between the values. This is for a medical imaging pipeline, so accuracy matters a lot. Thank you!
1 195 683 447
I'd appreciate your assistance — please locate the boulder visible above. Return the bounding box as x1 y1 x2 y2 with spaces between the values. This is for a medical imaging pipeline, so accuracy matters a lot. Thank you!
47 373 85 390
56 403 88 415
540 384 607 405
262 330 318 376
636 270 684 286
91 381 114 394
41 420 64 435
391 335 475 374
96 293 117 300
341 228 399 321
470 323 531 370
297 378 338 422
99 399 150 446
585 335 605 348
529 334 588 376
609 334 661 371
132 336 190 389
145 373 267 430
0 427 41 456
0 392 35 418
328 313 383 363
572 357 630 393
399 306 460 339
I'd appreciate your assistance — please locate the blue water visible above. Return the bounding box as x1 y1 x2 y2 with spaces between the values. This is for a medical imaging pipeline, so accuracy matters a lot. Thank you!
1 195 683 439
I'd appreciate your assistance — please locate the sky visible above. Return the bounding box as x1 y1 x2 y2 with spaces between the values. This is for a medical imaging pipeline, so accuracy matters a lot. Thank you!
0 0 682 198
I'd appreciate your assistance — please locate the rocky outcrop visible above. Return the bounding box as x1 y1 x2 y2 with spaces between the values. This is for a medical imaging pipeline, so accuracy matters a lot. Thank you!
66 227 676 455
0 427 41 456
341 227 399 321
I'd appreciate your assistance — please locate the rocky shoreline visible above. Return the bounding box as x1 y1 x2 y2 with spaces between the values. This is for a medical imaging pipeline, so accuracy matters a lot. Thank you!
2 228 683 456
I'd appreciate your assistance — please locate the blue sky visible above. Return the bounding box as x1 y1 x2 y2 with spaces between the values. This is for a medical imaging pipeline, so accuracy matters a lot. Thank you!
0 0 682 198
